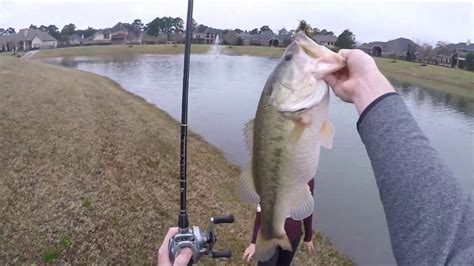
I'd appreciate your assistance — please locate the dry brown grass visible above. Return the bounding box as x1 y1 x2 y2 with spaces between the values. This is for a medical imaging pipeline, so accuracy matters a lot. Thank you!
0 56 352 265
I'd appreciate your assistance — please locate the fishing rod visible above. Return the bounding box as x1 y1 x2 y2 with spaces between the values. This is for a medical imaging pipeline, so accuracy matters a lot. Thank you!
168 0 234 264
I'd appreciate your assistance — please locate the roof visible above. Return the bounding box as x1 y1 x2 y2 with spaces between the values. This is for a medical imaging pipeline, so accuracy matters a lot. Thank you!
16 28 57 42
358 41 386 49
358 38 417 52
68 34 83 41
313 34 337 43
445 43 474 52
250 30 277 42
384 38 417 52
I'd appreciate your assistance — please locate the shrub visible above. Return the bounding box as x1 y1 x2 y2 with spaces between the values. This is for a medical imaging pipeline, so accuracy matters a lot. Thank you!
465 52 474 71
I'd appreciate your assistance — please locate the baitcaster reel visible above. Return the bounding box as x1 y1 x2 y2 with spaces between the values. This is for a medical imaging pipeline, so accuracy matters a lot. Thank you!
169 215 234 264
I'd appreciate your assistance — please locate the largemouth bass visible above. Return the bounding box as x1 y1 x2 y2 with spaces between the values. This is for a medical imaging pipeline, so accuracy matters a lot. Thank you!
238 32 345 262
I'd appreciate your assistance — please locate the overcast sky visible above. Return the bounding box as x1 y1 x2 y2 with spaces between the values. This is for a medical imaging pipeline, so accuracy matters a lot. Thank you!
0 0 472 45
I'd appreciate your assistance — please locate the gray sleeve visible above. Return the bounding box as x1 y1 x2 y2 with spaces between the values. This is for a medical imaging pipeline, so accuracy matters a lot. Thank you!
357 93 474 265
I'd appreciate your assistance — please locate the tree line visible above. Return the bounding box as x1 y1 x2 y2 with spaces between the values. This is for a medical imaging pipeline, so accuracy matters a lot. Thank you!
1 18 357 49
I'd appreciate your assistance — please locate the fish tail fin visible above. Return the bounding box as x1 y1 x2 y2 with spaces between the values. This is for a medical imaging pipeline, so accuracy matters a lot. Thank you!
255 231 292 262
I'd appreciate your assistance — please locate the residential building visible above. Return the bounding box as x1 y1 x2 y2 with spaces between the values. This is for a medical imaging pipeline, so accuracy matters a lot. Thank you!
451 46 474 69
241 30 280 46
313 34 337 47
192 28 221 44
68 34 83 46
359 38 417 58
0 28 57 51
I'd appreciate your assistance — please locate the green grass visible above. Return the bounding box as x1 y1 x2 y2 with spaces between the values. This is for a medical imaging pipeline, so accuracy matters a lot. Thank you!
82 197 92 209
41 247 59 263
59 234 73 249
374 57 474 97
0 52 23 57
222 45 284 58
31 44 211 59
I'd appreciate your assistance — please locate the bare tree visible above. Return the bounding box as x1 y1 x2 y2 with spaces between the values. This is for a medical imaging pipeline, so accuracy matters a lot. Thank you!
420 43 433 63
435 41 450 56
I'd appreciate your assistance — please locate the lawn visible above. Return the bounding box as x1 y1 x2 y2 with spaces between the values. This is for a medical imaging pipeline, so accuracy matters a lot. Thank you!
0 56 352 265
374 57 474 97
30 44 211 59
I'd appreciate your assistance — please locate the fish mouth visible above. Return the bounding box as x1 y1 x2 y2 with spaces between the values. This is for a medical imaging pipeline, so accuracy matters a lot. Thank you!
277 79 306 93
294 31 346 63
273 80 329 113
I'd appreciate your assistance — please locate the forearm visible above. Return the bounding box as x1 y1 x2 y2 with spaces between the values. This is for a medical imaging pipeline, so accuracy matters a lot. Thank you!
251 211 261 244
303 179 315 242
303 215 313 242
358 93 474 264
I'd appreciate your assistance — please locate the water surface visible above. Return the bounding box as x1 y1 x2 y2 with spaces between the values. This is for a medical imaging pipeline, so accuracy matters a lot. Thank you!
45 54 474 265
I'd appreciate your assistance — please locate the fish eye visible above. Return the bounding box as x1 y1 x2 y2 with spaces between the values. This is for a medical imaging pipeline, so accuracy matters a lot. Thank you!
284 54 293 61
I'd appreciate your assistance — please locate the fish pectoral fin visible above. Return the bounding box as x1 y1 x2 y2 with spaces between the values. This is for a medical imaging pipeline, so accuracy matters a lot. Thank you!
238 162 260 204
289 117 309 143
256 232 292 262
243 119 254 153
319 120 335 149
289 184 314 220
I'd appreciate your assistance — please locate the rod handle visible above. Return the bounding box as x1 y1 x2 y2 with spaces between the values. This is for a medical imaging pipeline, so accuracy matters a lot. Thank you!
211 250 232 258
211 215 234 224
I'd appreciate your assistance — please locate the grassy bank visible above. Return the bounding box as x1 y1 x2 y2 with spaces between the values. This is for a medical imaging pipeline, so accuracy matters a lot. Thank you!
222 45 285 59
30 44 211 59
0 56 352 265
374 57 474 97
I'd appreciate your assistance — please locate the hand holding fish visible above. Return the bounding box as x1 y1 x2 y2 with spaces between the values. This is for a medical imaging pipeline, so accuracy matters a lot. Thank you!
242 243 256 262
324 49 395 114
304 240 314 252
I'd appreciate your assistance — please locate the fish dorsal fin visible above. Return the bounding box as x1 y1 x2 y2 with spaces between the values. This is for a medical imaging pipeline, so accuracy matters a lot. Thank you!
319 120 334 149
289 184 314 220
238 162 260 204
243 119 254 153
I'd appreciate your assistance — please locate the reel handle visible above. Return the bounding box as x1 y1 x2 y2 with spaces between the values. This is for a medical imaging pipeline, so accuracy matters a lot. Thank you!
211 215 234 224
211 250 232 258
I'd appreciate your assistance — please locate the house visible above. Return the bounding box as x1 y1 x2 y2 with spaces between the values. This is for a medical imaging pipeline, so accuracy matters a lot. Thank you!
142 32 169 44
192 28 221 45
0 28 57 51
192 32 206 44
313 34 337 47
359 37 417 58
450 44 474 69
85 26 143 45
68 34 83 46
0 28 5 35
242 30 280 46
91 30 112 45
111 32 127 45
126 31 143 44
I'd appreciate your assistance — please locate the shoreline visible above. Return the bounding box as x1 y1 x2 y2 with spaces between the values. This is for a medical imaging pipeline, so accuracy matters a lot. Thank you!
0 56 352 265
23 44 474 98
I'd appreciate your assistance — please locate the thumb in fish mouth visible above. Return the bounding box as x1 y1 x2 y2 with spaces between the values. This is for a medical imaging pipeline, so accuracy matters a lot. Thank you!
295 31 346 78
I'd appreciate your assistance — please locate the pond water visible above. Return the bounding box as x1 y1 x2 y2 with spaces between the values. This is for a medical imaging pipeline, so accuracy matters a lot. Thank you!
45 54 474 265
